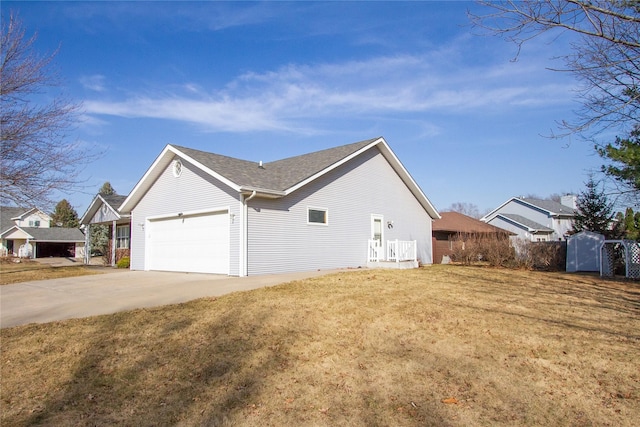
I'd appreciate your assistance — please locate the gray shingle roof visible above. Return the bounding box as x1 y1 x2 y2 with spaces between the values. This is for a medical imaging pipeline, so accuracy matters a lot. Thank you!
23 227 85 242
522 198 576 215
101 195 127 209
434 211 512 234
173 138 377 192
498 214 554 232
1 206 29 233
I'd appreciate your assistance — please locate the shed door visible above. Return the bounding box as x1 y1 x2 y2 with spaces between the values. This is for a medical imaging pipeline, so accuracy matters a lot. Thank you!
147 211 229 274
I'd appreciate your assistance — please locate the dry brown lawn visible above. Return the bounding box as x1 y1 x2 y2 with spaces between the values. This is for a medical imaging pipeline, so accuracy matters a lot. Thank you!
0 259 103 285
1 266 638 426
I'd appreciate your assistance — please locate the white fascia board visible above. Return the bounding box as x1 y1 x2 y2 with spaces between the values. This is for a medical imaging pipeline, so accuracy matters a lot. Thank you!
97 194 122 219
515 198 553 215
0 225 34 240
282 136 440 219
283 138 383 196
10 207 38 220
174 148 242 193
80 194 121 225
481 197 518 222
495 214 537 232
239 186 285 199
79 194 101 225
376 139 441 220
120 145 175 213
119 145 242 213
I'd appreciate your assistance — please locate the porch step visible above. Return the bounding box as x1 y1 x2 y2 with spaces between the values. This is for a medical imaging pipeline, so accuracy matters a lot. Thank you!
366 260 419 270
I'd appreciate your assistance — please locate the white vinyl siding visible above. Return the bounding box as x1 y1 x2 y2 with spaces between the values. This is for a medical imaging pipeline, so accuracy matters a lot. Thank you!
485 199 574 242
129 157 240 275
246 147 433 275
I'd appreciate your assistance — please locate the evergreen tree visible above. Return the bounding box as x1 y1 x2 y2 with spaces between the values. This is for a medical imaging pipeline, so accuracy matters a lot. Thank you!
99 181 116 195
51 199 79 228
90 182 117 255
598 125 640 195
622 207 640 240
572 177 616 237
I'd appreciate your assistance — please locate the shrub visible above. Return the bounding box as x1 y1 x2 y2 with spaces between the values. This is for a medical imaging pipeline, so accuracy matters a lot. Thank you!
449 234 567 271
513 240 566 271
450 233 514 267
116 257 130 269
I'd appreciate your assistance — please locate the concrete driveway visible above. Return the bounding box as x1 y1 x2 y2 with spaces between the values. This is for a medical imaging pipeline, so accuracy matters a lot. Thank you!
0 269 337 328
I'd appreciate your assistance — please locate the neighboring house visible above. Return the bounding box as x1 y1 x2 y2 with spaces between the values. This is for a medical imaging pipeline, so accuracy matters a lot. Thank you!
432 211 512 263
119 137 440 276
481 196 577 242
80 194 131 266
0 206 85 258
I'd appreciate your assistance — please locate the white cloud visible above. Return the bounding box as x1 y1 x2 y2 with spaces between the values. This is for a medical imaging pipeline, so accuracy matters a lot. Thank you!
79 74 107 92
84 48 576 134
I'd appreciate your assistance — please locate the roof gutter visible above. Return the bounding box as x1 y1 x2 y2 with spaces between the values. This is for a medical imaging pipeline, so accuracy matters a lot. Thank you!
240 187 285 199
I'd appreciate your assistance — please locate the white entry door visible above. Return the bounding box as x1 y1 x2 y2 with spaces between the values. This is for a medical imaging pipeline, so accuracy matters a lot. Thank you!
371 214 384 244
147 211 229 274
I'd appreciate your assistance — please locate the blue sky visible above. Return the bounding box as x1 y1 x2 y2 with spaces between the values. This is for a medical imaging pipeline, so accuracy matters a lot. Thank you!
4 1 606 216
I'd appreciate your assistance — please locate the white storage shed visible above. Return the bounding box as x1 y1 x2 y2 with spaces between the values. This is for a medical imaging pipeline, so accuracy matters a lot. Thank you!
566 231 605 273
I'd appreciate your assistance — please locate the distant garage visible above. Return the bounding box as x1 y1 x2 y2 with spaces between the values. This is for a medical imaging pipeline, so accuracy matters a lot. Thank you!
36 242 76 258
146 210 229 274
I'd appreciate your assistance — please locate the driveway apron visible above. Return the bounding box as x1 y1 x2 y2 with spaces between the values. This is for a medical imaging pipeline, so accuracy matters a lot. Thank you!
0 269 336 328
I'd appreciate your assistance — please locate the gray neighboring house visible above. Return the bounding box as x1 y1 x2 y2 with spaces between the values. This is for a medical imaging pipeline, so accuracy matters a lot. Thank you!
481 196 577 242
119 137 441 276
0 206 85 258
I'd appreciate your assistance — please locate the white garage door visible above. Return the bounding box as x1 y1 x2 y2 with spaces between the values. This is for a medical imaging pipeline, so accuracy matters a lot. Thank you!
147 211 229 274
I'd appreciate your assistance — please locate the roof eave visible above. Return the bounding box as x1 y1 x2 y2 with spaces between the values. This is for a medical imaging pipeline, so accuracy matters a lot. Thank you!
240 187 286 199
376 138 441 219
11 207 43 221
0 225 34 239
80 194 123 225
282 137 440 219
119 144 243 213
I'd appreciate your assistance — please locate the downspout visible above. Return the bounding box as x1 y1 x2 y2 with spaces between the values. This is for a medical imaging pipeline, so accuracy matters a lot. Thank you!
242 191 257 277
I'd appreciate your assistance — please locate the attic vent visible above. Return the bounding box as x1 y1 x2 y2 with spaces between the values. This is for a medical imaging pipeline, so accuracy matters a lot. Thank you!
258 160 264 169
173 160 183 177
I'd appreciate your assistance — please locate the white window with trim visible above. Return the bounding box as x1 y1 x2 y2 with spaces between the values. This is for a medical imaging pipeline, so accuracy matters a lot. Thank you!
116 224 130 249
307 207 328 225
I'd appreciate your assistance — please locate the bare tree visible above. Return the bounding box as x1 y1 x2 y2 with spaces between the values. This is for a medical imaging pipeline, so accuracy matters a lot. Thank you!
469 1 640 136
1 13 97 209
447 202 482 218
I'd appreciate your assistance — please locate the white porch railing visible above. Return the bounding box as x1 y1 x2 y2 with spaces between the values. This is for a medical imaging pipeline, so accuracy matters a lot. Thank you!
368 239 383 262
368 239 417 263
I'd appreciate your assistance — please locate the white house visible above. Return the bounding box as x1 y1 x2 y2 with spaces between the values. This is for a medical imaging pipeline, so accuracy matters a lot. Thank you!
0 206 85 258
481 196 577 242
119 137 440 276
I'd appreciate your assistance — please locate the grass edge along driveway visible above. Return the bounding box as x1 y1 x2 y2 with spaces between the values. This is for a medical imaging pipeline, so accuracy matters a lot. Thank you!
1 266 638 426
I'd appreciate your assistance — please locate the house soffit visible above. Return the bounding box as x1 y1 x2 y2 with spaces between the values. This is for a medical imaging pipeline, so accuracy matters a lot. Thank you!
496 214 553 232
